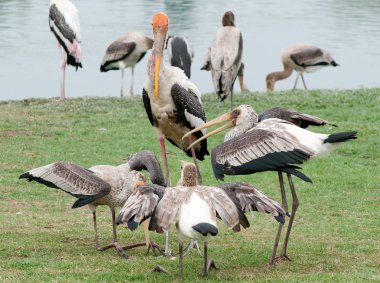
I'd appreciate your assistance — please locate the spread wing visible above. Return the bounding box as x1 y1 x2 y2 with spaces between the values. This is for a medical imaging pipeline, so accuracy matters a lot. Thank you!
218 182 286 224
19 162 111 208
100 41 136 70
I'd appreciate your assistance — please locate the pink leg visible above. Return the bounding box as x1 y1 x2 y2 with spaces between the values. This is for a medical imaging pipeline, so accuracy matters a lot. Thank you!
120 69 125 97
159 137 171 186
59 45 67 101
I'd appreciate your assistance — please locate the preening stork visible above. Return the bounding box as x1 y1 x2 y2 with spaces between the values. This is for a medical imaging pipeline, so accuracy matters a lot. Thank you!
166 35 194 78
143 12 209 186
19 150 165 258
49 0 82 101
266 44 339 91
100 32 153 97
118 161 283 278
201 11 243 105
184 104 357 263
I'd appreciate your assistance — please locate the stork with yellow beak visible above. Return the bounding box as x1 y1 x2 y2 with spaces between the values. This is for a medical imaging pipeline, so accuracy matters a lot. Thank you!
143 12 208 186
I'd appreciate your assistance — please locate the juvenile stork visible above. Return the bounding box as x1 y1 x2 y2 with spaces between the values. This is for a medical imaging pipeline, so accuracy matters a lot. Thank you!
201 11 242 105
184 104 357 263
118 161 286 277
143 12 209 186
266 44 339 91
166 35 194 78
100 32 153 97
19 150 165 259
49 0 82 101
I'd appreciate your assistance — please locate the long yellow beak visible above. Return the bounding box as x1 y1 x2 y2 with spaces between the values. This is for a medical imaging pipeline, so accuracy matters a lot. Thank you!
154 56 161 99
183 112 235 150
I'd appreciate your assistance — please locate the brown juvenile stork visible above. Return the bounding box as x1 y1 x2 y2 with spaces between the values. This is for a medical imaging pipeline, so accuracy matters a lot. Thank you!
100 32 153 97
184 104 357 264
201 11 243 105
19 150 165 259
118 161 283 278
266 44 339 91
143 12 209 186
49 0 83 101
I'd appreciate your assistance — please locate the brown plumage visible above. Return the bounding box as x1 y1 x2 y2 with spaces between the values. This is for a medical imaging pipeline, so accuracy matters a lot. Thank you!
19 150 164 258
266 44 339 91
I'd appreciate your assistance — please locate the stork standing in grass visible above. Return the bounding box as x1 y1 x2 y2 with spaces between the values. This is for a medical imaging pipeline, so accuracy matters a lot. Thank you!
184 104 357 264
20 151 165 259
100 32 153 97
266 44 339 91
49 0 82 101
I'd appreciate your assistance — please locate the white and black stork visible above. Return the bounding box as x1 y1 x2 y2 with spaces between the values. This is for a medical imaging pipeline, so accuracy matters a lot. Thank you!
19 150 165 258
266 44 339 91
184 104 357 264
49 0 82 101
166 35 194 78
142 12 209 186
117 161 286 278
201 11 243 105
100 32 153 97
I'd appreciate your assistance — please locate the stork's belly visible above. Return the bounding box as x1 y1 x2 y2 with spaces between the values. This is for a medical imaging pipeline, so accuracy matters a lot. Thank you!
156 115 192 150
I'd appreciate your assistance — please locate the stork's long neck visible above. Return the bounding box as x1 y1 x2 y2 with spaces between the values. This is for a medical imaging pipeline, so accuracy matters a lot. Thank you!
269 63 293 82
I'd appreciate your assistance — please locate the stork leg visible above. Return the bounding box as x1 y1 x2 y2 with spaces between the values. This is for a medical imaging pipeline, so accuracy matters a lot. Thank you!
159 137 171 186
130 65 135 96
280 173 299 261
292 73 300 90
183 239 202 257
92 210 100 249
269 172 289 265
59 45 67 101
300 73 308 90
203 241 217 277
120 69 125 97
179 240 184 279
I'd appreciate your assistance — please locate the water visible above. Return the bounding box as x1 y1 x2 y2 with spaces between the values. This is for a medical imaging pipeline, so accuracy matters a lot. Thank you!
1 0 380 101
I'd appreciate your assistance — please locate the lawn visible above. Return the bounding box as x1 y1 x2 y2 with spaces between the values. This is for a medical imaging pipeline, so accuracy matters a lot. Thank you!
0 89 379 282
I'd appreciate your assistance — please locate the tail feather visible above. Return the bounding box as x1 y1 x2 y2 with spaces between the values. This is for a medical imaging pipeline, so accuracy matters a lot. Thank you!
324 131 357 144
192 223 218 236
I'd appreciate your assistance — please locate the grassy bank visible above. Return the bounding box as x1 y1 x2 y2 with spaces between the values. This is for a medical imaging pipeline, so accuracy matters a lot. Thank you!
0 89 379 282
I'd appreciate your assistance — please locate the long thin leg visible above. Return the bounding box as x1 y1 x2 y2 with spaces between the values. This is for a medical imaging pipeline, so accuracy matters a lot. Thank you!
203 241 208 277
269 172 288 265
159 137 171 186
183 239 202 257
92 210 99 249
143 219 150 248
59 45 67 101
130 66 135 96
293 73 300 90
120 68 125 97
300 73 308 90
164 230 171 256
280 173 299 260
179 241 183 279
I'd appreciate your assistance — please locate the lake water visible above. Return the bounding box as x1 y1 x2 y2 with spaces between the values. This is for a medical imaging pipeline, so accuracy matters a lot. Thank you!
1 0 380 101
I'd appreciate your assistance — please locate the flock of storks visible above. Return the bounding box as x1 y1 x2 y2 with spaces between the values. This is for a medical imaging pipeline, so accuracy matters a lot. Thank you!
19 0 357 279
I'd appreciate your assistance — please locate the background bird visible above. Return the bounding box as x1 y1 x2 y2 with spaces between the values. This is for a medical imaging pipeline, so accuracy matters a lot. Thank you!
201 11 242 105
100 32 153 97
143 12 208 187
266 44 339 91
49 0 82 101
166 35 194 78
19 150 165 258
184 104 357 264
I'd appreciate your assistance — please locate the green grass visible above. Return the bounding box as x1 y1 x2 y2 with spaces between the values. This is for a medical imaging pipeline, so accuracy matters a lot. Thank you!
0 89 379 282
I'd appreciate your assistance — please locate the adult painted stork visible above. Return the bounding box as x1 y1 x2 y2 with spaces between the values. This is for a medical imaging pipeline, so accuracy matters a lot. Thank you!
19 150 165 258
117 162 286 277
184 104 357 263
266 44 339 92
201 11 242 105
49 0 82 101
100 32 153 97
166 35 194 78
143 12 209 186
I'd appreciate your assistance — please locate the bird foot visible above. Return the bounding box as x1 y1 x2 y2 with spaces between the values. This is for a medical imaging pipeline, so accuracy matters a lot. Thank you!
269 254 292 266
203 259 218 277
146 240 167 257
152 265 170 275
98 242 128 259
183 239 202 257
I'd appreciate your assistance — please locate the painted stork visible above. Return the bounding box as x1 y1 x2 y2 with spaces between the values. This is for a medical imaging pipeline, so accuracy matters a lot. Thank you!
184 104 357 263
117 162 286 277
266 44 339 92
49 0 82 101
201 11 242 105
166 35 194 78
143 12 209 186
19 150 165 258
100 32 153 97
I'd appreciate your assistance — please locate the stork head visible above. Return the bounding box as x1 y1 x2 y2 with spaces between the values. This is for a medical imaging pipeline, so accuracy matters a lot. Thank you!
183 105 259 149
151 12 169 99
222 11 235 27
179 161 199 187
266 73 276 92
